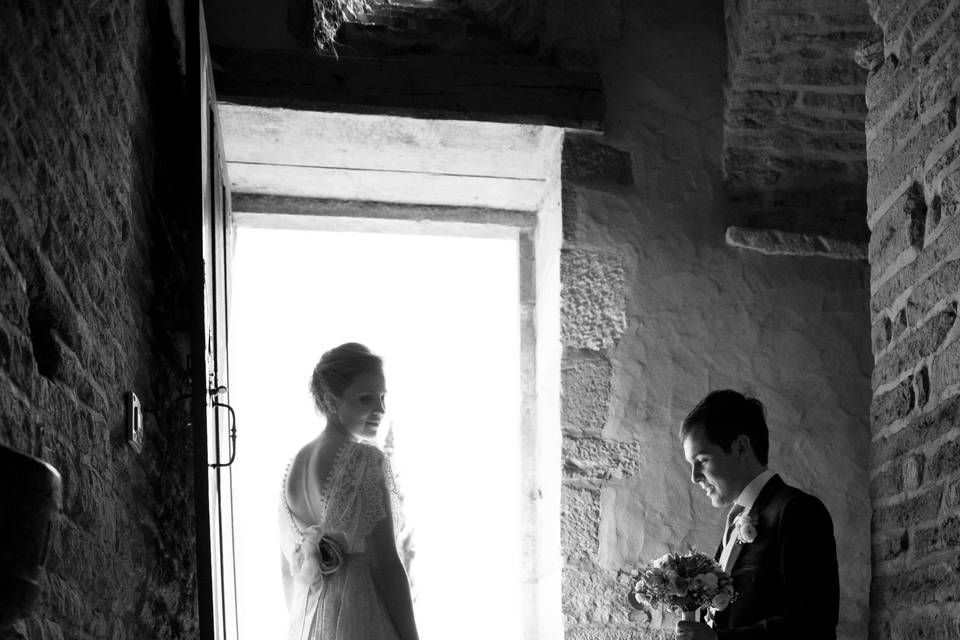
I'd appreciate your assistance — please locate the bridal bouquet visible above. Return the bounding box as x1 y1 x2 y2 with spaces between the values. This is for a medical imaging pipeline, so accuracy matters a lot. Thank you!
626 551 735 615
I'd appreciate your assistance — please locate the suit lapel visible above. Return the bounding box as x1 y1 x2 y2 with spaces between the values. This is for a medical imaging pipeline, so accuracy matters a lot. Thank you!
722 474 784 573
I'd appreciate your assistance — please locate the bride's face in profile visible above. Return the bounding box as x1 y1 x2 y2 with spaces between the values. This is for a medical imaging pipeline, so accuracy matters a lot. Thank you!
328 369 387 441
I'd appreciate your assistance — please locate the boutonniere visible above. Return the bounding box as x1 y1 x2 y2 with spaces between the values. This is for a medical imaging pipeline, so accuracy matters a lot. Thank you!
733 511 759 544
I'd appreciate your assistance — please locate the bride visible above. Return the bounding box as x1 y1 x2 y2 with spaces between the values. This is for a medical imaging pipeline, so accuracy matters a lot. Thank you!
280 343 419 640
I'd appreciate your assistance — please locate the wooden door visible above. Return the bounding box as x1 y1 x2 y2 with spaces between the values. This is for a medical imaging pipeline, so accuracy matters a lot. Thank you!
188 2 237 639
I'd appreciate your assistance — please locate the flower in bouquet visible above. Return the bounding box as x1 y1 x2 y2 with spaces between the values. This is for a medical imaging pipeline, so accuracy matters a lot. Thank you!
291 526 345 585
627 551 736 615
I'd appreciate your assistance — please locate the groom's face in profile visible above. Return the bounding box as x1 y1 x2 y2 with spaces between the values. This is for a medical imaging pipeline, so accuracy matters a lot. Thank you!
682 422 744 509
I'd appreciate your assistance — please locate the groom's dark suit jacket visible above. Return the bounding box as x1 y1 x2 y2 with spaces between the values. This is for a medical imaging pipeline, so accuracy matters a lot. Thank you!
712 474 839 640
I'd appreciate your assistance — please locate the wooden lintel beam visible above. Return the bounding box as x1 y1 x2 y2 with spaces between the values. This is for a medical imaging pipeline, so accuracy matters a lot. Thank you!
232 193 537 228
212 46 603 130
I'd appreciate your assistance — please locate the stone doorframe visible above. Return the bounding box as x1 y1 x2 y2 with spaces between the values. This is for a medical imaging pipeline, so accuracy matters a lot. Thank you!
224 113 567 640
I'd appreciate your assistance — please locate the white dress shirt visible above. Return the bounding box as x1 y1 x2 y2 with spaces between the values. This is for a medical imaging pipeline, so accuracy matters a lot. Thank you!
719 469 776 569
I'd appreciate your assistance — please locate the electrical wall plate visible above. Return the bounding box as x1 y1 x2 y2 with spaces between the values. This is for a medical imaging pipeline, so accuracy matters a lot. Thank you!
126 392 143 453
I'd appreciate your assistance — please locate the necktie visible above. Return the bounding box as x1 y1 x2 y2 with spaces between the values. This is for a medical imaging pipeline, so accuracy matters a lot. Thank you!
724 504 745 547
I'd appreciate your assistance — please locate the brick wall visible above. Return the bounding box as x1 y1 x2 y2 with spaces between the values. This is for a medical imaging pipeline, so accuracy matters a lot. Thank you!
0 1 196 639
865 0 960 637
724 0 874 240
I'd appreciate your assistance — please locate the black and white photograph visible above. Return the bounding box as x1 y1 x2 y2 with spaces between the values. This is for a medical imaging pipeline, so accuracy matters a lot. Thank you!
1 1 958 639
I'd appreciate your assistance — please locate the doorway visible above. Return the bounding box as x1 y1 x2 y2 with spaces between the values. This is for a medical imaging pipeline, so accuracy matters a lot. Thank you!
229 224 523 639
217 108 565 640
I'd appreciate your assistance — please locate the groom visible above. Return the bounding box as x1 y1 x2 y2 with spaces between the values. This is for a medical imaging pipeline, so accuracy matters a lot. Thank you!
676 390 839 640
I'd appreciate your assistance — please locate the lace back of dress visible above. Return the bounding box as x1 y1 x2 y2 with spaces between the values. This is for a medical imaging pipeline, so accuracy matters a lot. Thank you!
321 443 393 552
282 443 402 556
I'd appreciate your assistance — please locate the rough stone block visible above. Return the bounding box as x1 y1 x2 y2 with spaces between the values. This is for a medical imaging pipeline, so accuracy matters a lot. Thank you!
914 514 960 559
744 11 817 31
724 107 780 132
946 477 960 508
873 395 960 461
562 486 601 564
872 376 915 427
927 435 960 482
872 215 960 315
726 89 798 112
725 130 804 154
0 247 29 327
562 568 634 625
564 625 670 640
562 356 612 433
915 366 931 409
931 339 960 397
872 530 909 563
904 260 960 326
870 613 892 640
868 108 953 215
909 0 953 38
871 486 942 532
563 436 642 479
904 452 926 491
562 184 584 242
926 136 960 194
13 617 66 640
868 182 926 272
872 314 893 352
870 461 905 500
805 135 867 156
725 226 868 260
890 604 960 640
873 304 957 389
917 39 960 115
855 31 884 73
560 249 627 350
782 62 866 87
879 1 916 51
865 52 916 111
894 308 909 338
871 558 960 609
562 134 634 186
866 89 919 151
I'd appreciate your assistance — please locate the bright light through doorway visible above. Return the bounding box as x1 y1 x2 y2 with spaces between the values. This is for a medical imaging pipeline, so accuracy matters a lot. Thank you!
229 225 522 640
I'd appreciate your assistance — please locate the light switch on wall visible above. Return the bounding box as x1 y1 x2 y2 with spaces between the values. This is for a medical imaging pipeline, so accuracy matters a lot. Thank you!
125 392 143 453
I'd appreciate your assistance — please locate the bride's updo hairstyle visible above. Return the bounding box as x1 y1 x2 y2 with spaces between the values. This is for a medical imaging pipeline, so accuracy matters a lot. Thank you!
309 342 383 416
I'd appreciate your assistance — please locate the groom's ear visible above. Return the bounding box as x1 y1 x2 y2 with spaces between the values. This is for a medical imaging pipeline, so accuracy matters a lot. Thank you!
733 434 752 458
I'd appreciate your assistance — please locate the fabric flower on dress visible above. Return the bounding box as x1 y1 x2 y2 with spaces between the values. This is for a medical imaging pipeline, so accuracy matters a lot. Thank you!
733 511 759 544
291 526 345 585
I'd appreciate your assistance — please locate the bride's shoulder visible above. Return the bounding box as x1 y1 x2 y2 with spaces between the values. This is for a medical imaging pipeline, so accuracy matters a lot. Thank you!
286 443 309 480
342 440 386 463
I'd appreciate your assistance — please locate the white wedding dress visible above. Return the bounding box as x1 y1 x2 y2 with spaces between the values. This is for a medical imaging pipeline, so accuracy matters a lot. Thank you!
280 442 402 640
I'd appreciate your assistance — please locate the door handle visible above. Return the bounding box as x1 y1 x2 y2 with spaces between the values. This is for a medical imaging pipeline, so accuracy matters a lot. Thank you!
209 399 237 469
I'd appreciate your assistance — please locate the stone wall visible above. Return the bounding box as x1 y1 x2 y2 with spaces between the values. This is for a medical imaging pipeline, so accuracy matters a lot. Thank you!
864 0 960 637
0 1 196 639
557 1 872 639
723 0 874 240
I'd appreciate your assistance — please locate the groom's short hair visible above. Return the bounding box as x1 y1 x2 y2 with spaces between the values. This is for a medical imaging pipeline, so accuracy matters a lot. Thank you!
680 390 770 465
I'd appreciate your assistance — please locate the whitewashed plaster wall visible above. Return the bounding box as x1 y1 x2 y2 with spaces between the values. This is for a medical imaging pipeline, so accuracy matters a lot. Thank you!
557 1 872 639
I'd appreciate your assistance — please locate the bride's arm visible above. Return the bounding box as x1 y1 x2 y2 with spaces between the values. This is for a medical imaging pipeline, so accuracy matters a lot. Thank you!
280 553 293 609
367 496 419 640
